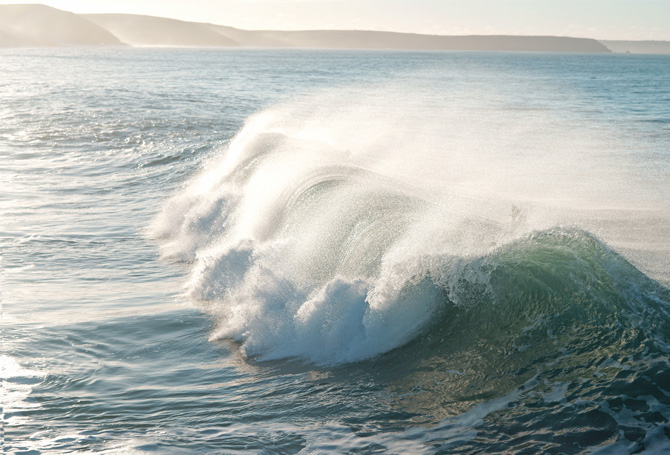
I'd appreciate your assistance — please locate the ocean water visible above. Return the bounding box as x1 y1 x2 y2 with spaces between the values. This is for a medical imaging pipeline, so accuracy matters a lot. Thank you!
1 48 670 454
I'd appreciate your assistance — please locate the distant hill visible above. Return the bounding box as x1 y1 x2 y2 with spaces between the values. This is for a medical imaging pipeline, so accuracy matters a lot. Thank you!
601 40 670 55
204 26 611 52
85 13 610 52
0 4 121 46
2 3 666 54
83 14 238 47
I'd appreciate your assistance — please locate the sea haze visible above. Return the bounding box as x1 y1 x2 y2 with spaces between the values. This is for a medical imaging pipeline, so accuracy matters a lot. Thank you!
2 48 670 454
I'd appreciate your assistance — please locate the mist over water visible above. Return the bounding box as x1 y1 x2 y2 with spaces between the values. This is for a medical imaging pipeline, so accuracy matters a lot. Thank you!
3 48 670 454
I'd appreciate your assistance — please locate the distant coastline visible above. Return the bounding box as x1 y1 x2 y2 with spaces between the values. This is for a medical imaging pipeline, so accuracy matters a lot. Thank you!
2 4 670 54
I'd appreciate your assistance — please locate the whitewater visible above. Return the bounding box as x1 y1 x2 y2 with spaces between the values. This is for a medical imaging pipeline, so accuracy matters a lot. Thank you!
2 48 670 454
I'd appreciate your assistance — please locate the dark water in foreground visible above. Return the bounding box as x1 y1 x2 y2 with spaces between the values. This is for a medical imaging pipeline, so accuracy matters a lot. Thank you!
2 48 670 454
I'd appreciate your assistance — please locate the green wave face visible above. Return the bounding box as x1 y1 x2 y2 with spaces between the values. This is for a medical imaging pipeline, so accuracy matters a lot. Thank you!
371 228 670 448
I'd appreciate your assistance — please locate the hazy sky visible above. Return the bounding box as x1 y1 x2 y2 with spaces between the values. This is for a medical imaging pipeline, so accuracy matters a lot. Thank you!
5 0 670 40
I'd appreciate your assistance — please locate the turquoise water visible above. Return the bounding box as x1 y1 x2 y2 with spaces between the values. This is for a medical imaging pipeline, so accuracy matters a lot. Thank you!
2 48 670 454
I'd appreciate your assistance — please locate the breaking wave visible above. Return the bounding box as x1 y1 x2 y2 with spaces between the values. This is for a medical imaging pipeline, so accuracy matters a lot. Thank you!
150 88 670 367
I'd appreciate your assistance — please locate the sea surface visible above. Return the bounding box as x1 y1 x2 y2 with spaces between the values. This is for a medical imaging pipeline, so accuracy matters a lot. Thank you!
2 48 670 454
